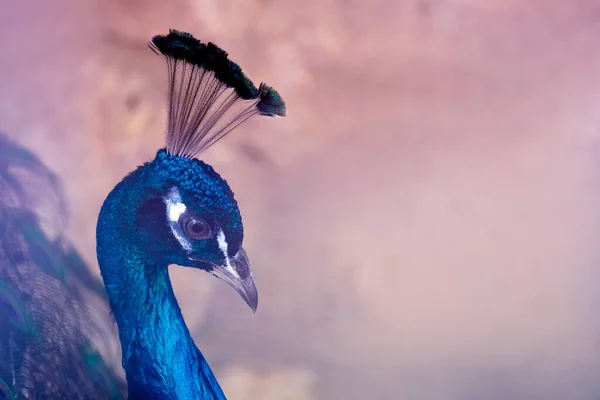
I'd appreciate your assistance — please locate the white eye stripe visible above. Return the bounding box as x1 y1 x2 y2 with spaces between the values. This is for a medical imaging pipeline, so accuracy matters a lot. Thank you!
164 187 192 252
167 202 186 223
217 229 240 279
217 229 228 256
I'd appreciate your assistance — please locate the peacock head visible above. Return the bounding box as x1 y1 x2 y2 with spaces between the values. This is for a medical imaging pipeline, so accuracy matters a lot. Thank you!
130 149 256 309
107 30 285 312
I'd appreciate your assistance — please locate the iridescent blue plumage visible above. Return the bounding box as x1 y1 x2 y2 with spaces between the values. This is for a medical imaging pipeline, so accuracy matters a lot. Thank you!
97 151 238 399
0 29 284 399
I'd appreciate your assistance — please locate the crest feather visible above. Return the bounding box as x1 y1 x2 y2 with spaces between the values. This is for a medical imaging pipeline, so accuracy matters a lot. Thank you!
149 29 286 159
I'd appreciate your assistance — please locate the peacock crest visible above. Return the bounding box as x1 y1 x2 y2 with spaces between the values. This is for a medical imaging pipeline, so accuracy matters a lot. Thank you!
149 29 285 159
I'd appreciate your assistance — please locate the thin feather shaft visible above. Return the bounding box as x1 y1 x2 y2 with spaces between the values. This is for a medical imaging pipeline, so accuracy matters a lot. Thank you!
151 29 285 159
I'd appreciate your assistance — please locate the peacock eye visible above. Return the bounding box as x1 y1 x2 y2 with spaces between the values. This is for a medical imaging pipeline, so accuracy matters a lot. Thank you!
181 215 212 240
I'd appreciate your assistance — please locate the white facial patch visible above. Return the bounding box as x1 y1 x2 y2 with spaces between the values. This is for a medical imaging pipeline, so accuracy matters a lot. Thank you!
164 187 192 252
217 229 240 279
167 202 186 223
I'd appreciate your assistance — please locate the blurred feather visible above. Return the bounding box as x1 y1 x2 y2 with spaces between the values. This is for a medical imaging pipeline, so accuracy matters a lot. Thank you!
0 131 125 399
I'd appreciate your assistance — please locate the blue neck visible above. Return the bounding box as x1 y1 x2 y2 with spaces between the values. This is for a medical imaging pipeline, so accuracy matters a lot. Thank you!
96 179 226 400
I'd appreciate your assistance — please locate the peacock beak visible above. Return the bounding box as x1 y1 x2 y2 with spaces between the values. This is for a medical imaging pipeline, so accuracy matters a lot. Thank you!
210 247 258 312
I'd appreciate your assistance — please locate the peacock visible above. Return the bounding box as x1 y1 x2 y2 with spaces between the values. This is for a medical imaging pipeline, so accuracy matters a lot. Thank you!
0 29 286 400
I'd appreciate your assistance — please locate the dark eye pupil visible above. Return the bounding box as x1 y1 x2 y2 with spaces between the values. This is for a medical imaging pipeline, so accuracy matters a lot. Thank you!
183 216 211 239
189 221 204 233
